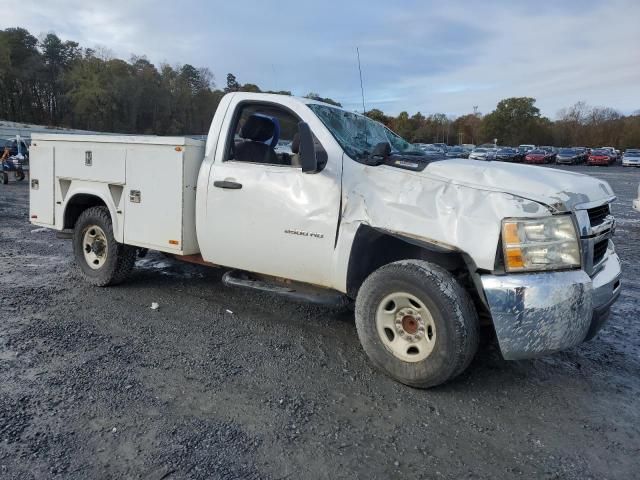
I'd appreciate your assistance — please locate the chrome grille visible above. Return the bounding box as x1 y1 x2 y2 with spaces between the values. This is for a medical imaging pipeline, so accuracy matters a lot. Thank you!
593 239 608 265
587 204 610 227
574 200 615 277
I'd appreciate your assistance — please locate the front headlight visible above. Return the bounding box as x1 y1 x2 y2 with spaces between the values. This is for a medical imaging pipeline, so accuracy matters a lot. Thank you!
502 216 581 272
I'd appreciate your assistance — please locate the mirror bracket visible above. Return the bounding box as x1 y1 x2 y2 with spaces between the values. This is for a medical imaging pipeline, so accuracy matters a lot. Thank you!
365 142 391 166
298 122 318 173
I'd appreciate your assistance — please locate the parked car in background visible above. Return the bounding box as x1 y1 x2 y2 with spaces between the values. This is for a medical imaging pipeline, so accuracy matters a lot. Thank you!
495 147 523 162
601 147 619 162
588 149 615 166
573 147 588 162
415 143 444 152
539 146 557 162
622 149 640 167
518 144 535 153
445 146 470 159
485 148 498 161
469 147 494 160
431 143 449 152
524 149 551 164
556 148 581 165
417 144 447 160
461 143 476 150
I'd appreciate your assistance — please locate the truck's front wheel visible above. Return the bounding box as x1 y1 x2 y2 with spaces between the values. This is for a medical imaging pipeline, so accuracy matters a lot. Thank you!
72 206 136 286
355 260 479 388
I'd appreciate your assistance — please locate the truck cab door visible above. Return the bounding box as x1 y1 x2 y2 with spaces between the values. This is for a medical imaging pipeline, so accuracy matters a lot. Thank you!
199 99 342 288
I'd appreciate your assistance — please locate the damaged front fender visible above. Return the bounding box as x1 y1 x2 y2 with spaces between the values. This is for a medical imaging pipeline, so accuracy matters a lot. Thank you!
337 158 551 277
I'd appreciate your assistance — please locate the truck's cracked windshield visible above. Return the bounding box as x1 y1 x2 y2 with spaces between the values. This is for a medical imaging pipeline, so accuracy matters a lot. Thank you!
308 103 422 159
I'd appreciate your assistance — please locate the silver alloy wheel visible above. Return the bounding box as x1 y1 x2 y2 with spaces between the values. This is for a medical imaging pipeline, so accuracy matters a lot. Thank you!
82 225 108 270
375 292 437 362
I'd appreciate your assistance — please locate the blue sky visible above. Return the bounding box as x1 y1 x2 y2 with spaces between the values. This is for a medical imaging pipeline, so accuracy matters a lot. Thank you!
4 0 639 118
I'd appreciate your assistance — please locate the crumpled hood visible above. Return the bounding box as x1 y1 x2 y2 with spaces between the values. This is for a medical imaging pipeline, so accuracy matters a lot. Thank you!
424 159 615 211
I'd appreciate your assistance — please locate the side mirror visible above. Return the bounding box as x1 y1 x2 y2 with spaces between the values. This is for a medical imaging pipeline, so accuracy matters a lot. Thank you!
372 142 391 159
298 122 318 173
364 142 391 166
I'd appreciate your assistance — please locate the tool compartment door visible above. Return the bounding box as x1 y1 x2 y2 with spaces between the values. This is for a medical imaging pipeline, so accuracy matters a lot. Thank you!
29 144 55 226
54 144 126 184
123 146 184 253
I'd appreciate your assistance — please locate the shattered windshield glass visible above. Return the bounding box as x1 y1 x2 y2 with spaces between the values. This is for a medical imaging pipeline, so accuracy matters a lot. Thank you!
307 103 421 159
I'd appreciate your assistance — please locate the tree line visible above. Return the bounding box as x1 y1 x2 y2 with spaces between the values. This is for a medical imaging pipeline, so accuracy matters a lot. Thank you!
0 27 341 136
367 98 640 149
1 27 639 148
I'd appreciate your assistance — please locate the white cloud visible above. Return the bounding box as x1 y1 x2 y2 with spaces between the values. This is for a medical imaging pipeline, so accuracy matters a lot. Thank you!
2 0 638 117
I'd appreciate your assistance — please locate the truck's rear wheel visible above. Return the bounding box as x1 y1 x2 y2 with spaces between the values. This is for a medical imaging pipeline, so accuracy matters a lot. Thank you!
1 172 7 184
355 260 479 388
72 206 136 286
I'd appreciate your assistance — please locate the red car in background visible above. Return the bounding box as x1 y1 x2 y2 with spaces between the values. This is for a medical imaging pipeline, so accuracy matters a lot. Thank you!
524 149 551 164
587 149 614 166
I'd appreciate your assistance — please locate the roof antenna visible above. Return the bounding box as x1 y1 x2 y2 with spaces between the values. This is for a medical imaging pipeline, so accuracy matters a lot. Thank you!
356 47 366 115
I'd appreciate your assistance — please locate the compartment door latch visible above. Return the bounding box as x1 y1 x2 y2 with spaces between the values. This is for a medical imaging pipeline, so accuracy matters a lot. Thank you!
129 190 141 203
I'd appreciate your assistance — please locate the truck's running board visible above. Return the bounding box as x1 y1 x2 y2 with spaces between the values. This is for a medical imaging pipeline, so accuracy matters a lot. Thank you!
56 229 73 239
222 270 350 308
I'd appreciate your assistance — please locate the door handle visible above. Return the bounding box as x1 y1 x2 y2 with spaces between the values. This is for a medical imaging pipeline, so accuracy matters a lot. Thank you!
213 180 242 189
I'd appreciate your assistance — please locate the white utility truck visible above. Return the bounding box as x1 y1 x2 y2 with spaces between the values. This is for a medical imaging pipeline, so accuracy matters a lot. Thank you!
29 93 622 388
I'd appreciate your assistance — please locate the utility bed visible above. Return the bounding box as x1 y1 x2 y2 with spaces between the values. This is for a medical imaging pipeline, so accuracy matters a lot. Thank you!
29 134 205 255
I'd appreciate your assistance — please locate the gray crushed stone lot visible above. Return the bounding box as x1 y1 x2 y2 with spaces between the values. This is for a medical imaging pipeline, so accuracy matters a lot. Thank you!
1 164 639 479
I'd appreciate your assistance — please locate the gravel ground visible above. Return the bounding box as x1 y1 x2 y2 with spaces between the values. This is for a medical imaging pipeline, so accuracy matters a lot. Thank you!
1 164 639 479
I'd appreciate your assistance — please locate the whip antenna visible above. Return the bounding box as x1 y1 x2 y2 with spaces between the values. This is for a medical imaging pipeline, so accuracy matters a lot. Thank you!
356 47 366 115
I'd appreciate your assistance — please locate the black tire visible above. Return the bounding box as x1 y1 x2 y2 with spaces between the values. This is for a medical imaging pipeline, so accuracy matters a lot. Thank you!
355 260 479 388
72 206 136 286
16 169 25 181
1 172 7 184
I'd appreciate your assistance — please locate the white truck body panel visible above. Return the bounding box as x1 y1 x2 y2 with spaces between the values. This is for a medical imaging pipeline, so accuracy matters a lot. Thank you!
29 134 204 255
197 93 344 286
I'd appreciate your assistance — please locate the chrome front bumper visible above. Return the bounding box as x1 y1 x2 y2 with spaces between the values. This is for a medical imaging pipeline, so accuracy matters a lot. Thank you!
481 251 621 360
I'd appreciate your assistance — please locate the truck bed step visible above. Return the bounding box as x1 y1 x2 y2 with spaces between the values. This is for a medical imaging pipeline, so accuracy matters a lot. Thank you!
222 270 349 307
